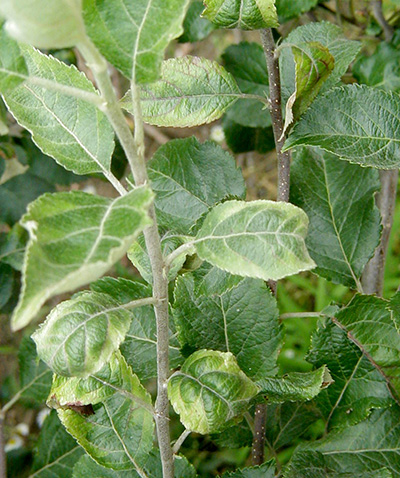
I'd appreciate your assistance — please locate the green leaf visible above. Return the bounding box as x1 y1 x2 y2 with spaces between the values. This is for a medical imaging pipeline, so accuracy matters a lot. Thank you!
54 353 154 472
389 291 400 332
179 1 216 43
128 234 192 284
332 294 400 399
353 42 400 93
259 366 332 403
307 320 393 430
121 56 241 128
286 407 400 477
12 186 153 331
0 0 85 49
0 262 13 310
283 42 335 133
202 0 278 30
147 137 246 234
89 277 184 381
18 337 52 403
222 42 271 129
73 452 196 478
173 264 283 381
276 0 318 20
0 27 27 94
32 292 133 377
29 410 83 478
221 461 276 477
280 22 360 105
290 147 381 289
3 46 114 176
168 349 259 434
222 116 276 154
82 0 190 83
194 199 315 281
283 85 400 169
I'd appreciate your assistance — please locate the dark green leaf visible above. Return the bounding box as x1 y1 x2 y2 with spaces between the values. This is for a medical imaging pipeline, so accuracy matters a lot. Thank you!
179 1 216 43
389 291 400 331
173 264 283 381
147 137 246 234
276 0 319 21
0 262 13 309
221 461 275 477
290 147 381 288
308 320 393 430
222 42 271 128
353 42 400 92
18 337 52 403
29 410 83 478
284 85 400 169
222 116 275 154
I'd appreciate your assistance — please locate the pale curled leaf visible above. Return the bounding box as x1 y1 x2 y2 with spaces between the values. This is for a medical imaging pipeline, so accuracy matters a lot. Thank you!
168 350 259 434
194 200 316 281
12 187 153 331
54 353 154 471
83 0 190 82
121 56 241 127
290 147 381 289
173 264 283 381
283 85 400 169
3 45 114 176
203 0 278 30
33 292 132 377
0 0 85 49
259 366 333 403
283 42 335 135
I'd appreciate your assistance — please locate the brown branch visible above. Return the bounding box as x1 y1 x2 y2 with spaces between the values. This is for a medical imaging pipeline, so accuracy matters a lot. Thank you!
251 28 292 466
362 170 398 296
372 0 394 42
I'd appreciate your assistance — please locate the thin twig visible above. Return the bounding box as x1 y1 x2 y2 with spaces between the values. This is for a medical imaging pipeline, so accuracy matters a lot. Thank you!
172 429 191 454
280 312 323 320
78 37 174 478
362 170 398 296
0 415 6 478
372 0 394 42
251 28 292 466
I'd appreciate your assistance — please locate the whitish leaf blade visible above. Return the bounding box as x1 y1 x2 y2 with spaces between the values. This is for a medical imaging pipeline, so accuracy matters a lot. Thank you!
89 277 184 381
203 0 278 30
290 147 381 288
195 200 315 281
173 264 283 381
147 136 246 234
3 46 114 175
12 187 153 331
283 85 400 169
0 0 85 49
29 410 83 478
83 0 190 83
53 353 154 471
168 350 259 434
308 320 393 430
0 27 28 93
33 292 133 377
121 56 241 127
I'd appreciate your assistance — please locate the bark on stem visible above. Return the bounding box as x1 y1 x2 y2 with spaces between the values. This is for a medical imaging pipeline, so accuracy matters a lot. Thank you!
0 416 6 478
362 170 398 296
79 39 174 478
372 0 394 42
251 28 292 466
